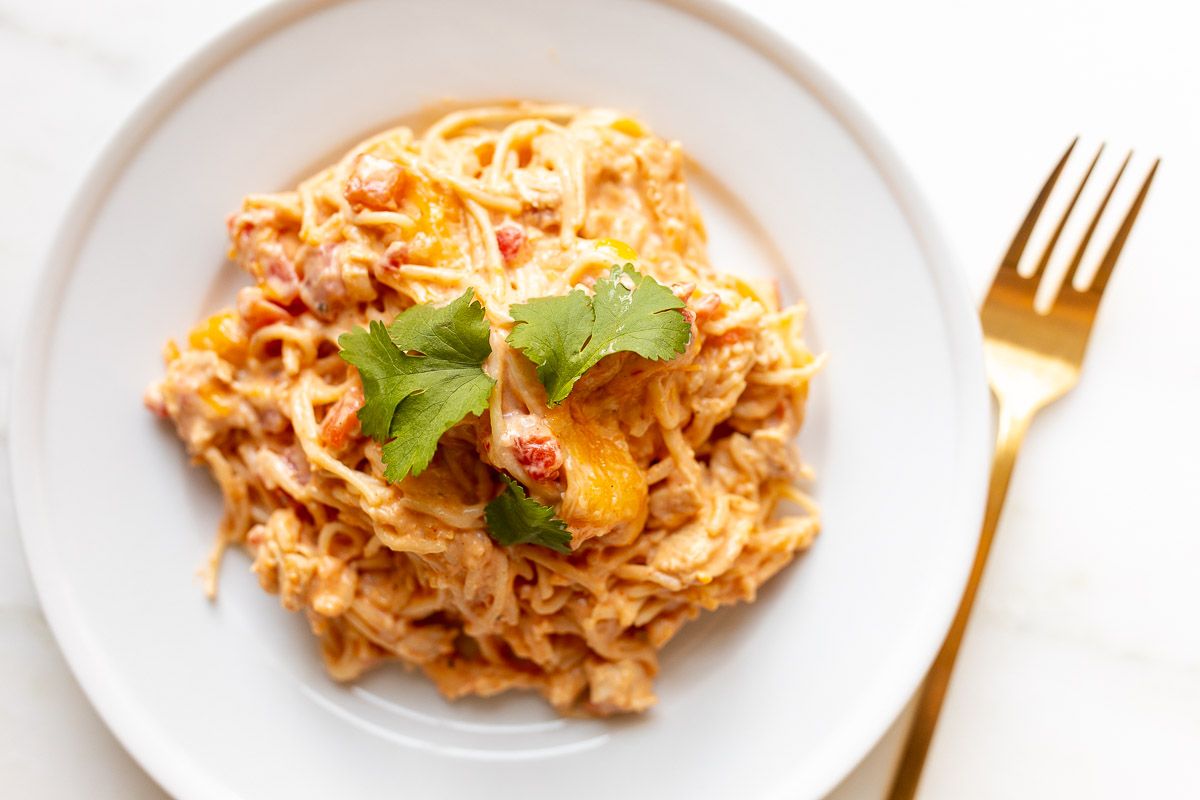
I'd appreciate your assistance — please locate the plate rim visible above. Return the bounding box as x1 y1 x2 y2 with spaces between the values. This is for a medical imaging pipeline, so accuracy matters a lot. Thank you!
10 1 992 797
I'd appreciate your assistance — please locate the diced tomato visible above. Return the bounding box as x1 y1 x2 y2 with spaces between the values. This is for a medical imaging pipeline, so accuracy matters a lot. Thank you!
345 154 404 211
495 223 525 262
384 240 409 266
321 383 364 449
513 433 563 482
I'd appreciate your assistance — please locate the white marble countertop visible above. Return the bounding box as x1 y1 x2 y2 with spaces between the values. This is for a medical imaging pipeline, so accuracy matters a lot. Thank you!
3 0 1198 797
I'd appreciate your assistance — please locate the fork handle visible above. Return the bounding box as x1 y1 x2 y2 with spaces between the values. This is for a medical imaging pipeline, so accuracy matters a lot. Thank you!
886 401 1033 800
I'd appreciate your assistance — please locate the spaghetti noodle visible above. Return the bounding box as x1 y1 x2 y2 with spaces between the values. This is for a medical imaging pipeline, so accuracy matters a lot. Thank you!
146 103 821 715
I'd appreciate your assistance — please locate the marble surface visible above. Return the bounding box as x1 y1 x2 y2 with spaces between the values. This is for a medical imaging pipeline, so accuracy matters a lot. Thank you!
2 0 1198 797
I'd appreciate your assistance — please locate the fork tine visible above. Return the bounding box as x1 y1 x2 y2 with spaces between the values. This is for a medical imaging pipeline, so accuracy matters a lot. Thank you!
997 138 1079 276
1029 144 1104 281
1083 157 1160 299
1057 151 1132 298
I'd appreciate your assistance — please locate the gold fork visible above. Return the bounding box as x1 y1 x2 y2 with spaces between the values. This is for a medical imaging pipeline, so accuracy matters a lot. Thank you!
886 141 1160 800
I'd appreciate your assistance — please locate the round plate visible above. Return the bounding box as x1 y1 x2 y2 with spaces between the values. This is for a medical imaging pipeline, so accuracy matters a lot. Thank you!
11 1 990 797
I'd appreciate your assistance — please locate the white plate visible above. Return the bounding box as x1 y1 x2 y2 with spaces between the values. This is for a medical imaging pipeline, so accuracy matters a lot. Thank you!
11 1 991 797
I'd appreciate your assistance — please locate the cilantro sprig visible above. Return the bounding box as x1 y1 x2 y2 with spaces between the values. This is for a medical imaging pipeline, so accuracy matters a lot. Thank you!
338 266 687 553
483 475 573 553
507 264 691 405
338 289 495 482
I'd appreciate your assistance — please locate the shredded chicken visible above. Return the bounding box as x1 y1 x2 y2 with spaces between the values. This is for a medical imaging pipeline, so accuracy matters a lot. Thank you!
148 104 820 715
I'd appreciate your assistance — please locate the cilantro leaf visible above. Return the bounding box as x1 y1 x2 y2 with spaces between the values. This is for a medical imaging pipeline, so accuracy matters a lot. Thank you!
507 264 690 405
338 290 495 482
484 474 573 553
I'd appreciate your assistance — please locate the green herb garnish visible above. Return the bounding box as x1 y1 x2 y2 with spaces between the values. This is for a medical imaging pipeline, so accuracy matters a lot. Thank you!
338 289 494 482
507 265 690 405
483 474 573 554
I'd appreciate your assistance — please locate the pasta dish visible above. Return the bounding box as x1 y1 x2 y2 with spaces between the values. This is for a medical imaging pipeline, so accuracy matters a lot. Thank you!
145 103 821 715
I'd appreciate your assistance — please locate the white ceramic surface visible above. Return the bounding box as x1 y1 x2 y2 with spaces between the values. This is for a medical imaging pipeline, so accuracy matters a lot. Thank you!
8 1 1200 798
8 1 992 798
